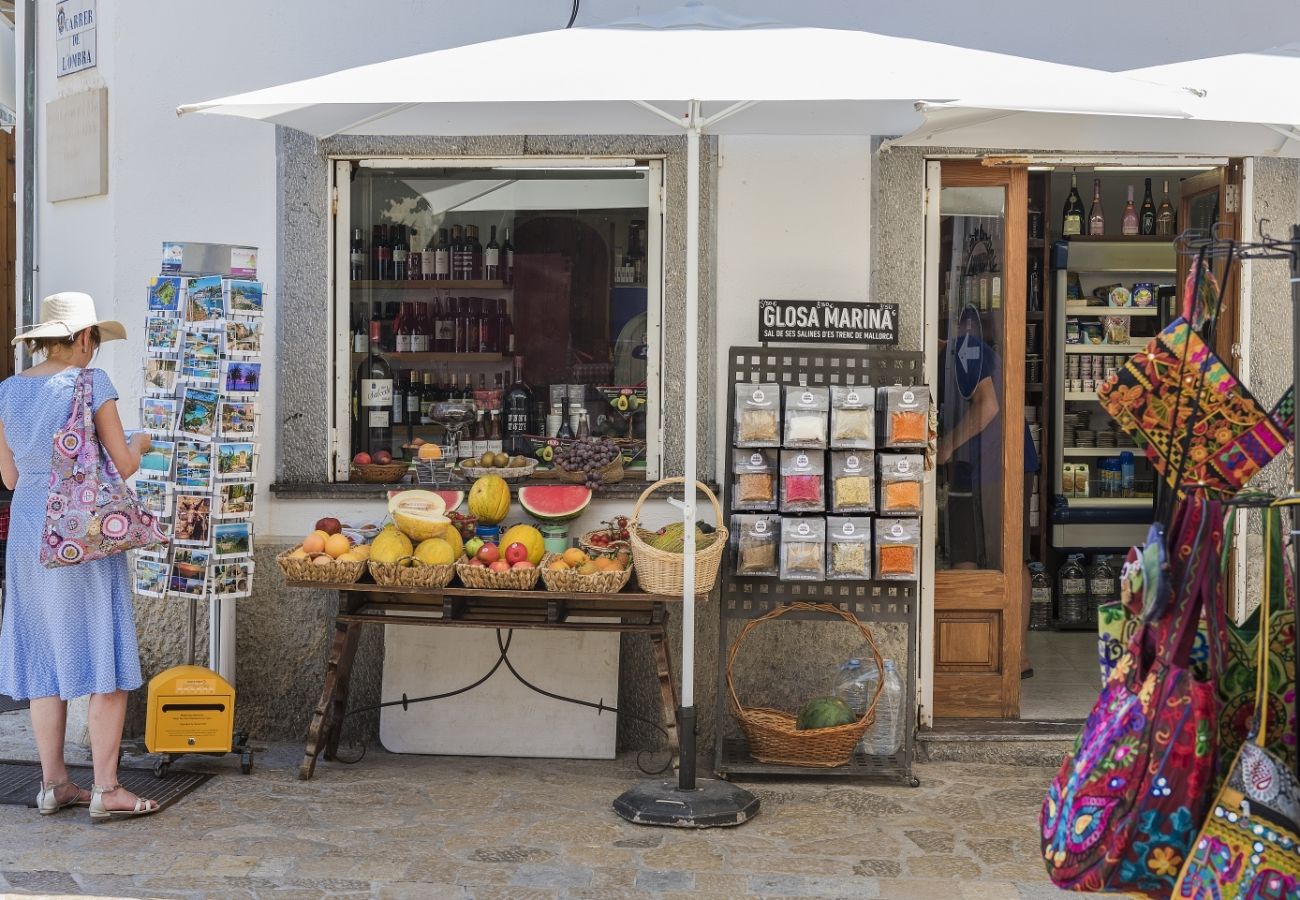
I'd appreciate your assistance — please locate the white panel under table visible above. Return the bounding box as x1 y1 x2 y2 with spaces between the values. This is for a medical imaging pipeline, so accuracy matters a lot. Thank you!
379 620 620 759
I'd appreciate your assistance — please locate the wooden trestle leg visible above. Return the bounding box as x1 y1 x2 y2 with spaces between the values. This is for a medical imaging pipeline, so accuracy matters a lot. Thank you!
648 620 681 770
299 614 363 780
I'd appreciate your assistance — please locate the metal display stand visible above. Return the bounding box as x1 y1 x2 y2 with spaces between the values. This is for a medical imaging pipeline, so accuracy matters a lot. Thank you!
714 345 922 785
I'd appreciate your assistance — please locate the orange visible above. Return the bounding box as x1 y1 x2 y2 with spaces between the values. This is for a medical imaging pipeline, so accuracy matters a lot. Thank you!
593 557 620 572
302 533 326 555
562 548 588 567
418 443 442 461
548 559 570 571
324 533 353 559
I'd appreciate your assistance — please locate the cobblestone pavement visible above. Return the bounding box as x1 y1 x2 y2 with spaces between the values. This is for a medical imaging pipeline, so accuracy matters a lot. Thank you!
0 721 1069 899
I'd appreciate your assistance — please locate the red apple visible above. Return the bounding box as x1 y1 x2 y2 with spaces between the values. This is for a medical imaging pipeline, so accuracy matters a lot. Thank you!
504 542 528 565
477 542 500 564
353 452 372 466
489 560 511 573
315 517 342 536
373 449 393 465
511 561 535 570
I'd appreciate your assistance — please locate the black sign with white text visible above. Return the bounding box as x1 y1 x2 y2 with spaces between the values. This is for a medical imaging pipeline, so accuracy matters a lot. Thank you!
759 299 899 345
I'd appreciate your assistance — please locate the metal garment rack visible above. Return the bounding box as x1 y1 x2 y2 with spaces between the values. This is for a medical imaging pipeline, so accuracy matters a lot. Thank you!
714 345 922 785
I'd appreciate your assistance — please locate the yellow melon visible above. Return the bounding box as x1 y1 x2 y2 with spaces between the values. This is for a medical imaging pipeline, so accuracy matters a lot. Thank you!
387 490 450 541
468 476 511 525
499 524 545 566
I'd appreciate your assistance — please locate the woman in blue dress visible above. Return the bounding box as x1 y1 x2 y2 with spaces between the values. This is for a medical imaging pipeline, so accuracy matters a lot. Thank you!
0 292 161 820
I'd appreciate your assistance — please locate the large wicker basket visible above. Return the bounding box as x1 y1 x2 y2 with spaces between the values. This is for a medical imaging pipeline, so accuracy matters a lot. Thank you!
349 462 411 484
727 602 884 767
629 477 727 596
539 553 634 593
276 549 368 584
455 559 542 591
368 556 461 590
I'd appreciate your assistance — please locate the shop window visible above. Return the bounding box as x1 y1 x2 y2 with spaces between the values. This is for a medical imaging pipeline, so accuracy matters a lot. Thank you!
332 160 661 481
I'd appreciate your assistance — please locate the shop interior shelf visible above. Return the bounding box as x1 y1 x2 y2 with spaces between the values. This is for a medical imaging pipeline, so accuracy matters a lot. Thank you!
351 279 508 291
716 736 917 786
1064 343 1146 354
1068 267 1177 275
1067 497 1153 509
1063 304 1159 317
350 351 507 363
1062 447 1136 457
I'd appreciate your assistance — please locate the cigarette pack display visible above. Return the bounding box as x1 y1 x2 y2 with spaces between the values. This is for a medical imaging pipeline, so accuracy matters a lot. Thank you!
879 385 930 449
782 385 829 448
879 453 923 516
876 517 920 581
731 448 778 511
830 385 875 449
734 383 781 447
780 517 825 581
826 516 872 580
780 450 825 512
830 451 875 513
731 514 780 577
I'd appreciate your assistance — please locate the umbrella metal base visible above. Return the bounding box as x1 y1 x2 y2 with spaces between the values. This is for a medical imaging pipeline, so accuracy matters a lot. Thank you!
612 777 759 828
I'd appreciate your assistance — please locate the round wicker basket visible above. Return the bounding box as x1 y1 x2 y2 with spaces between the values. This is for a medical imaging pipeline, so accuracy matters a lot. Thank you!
457 459 538 482
349 462 411 484
728 602 883 767
276 549 367 584
368 556 462 589
539 553 634 593
556 454 624 484
455 559 542 591
628 477 727 596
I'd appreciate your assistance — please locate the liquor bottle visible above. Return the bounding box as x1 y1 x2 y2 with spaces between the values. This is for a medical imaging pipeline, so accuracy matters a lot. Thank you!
1088 179 1105 236
411 299 430 353
406 371 422 426
478 298 495 353
1156 180 1176 236
437 296 456 353
392 225 408 281
449 225 465 280
503 356 533 455
502 227 515 286
371 225 384 279
407 228 422 280
394 302 412 353
486 411 503 454
484 225 501 280
470 410 488 459
356 321 394 453
556 401 575 440
350 227 365 281
1139 179 1156 236
434 229 451 281
576 410 590 440
351 308 369 352
499 298 515 355
1027 196 1043 240
451 298 466 353
1062 173 1085 237
420 372 435 424
392 368 406 429
1121 185 1138 236
468 225 484 281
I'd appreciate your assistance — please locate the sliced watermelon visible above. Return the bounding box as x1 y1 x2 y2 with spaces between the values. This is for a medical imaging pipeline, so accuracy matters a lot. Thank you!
433 490 465 512
517 485 592 522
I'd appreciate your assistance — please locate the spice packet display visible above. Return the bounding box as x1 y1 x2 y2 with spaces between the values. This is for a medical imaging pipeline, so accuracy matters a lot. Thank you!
734 383 781 447
782 385 829 449
879 385 930 449
876 517 920 581
731 514 781 577
879 453 923 516
780 517 826 581
826 517 873 580
830 385 876 449
831 451 876 513
732 448 778 511
780 450 825 512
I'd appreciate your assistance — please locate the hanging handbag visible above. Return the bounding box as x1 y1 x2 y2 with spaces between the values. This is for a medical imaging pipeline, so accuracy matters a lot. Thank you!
1042 496 1226 896
1173 523 1300 898
40 368 167 567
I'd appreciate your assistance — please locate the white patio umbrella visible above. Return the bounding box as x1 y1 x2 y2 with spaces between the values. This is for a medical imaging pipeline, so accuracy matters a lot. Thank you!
179 2 1200 826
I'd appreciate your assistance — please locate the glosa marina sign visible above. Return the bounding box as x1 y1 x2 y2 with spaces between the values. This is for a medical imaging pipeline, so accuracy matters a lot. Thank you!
759 298 899 345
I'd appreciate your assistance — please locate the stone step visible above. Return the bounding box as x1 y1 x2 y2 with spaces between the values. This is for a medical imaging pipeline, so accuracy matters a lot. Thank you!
916 718 1080 767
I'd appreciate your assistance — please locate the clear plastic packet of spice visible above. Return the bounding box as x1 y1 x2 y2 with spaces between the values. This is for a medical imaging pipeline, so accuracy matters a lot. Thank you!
780 450 825 512
875 517 920 581
731 514 780 577
879 385 930 449
782 385 829 449
830 451 876 513
826 516 872 580
734 383 781 447
830 385 875 449
731 448 778 511
879 453 923 516
780 517 825 581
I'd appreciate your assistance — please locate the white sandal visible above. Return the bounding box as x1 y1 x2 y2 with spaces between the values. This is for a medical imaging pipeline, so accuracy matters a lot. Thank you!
35 779 90 815
88 783 161 821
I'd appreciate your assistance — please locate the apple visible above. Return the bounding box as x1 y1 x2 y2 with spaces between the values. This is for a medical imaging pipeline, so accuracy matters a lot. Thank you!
315 517 342 536
353 452 372 466
504 542 528 565
477 542 500 564
465 537 484 558
488 560 511 573
511 560 535 570
468 558 486 568
373 449 393 465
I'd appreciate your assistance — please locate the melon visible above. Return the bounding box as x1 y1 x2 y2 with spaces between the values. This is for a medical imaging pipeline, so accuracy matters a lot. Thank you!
387 490 450 541
517 485 592 522
433 490 465 512
468 476 511 525
499 524 545 566
795 696 856 731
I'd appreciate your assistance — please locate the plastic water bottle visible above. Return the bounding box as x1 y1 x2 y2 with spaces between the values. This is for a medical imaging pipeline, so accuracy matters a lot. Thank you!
861 659 904 757
832 657 879 718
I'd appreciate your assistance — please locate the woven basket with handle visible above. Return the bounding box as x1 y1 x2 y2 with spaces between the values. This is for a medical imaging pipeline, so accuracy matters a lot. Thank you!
728 602 884 767
628 477 727 596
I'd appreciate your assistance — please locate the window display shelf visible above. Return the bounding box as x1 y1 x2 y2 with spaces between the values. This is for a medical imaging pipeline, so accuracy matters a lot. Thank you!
1065 343 1146 354
1069 267 1177 275
1063 304 1158 317
351 280 508 291
350 352 506 364
1067 497 1153 509
1062 447 1135 457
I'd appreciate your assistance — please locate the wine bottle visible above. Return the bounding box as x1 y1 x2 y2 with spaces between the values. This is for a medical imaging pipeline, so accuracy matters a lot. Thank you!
392 225 408 281
356 321 394 453
487 411 503 455
394 302 412 353
407 228 422 280
1156 180 1175 236
502 227 515 286
406 371 422 426
499 298 515 355
450 225 466 280
350 227 365 281
437 296 455 353
453 297 467 353
371 225 384 279
351 308 368 353
1121 185 1138 236
1140 178 1156 235
470 410 488 459
411 299 430 353
378 225 392 280
484 225 501 280
1062 174 1084 237
434 229 451 281
503 356 533 455
468 225 484 281
420 372 435 424
1088 179 1105 236
392 367 406 429
1027 196 1043 240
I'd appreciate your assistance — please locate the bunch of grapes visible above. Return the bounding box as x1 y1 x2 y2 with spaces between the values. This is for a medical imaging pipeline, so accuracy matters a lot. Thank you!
557 438 622 490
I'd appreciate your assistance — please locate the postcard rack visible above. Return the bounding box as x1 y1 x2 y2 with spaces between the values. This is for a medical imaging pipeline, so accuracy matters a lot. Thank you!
714 345 922 786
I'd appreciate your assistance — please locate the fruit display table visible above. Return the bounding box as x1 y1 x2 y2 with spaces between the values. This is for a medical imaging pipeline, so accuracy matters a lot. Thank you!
285 579 680 780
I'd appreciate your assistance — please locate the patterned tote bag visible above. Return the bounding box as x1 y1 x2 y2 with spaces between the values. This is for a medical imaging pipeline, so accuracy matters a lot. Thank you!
1174 528 1300 899
40 368 167 567
1042 497 1226 896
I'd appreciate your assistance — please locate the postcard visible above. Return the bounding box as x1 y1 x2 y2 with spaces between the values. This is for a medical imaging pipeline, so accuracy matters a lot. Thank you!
180 331 222 383
216 442 255 479
225 280 264 315
178 386 220 441
223 361 262 394
144 358 178 394
174 440 213 490
218 400 257 438
140 397 178 435
148 276 182 312
139 439 175 478
216 481 254 519
133 557 169 599
185 275 225 325
212 560 254 598
145 316 181 354
174 493 212 546
169 569 207 598
212 520 252 560
225 318 262 356
134 478 173 517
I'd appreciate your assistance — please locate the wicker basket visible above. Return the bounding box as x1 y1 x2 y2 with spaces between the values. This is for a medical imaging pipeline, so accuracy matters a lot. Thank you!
727 602 884 768
350 462 411 484
368 556 461 590
557 454 624 484
577 532 632 559
540 552 635 593
457 459 538 482
628 477 727 596
455 559 542 591
276 549 368 584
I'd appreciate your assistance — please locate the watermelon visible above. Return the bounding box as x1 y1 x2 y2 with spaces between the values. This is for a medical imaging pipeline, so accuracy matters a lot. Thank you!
433 490 465 512
795 697 856 731
517 485 592 522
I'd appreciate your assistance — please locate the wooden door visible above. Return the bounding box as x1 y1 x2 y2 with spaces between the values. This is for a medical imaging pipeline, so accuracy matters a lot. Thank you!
1176 162 1243 365
931 161 1027 718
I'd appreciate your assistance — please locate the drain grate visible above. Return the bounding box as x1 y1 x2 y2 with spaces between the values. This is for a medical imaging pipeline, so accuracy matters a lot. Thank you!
0 759 213 810
0 695 28 714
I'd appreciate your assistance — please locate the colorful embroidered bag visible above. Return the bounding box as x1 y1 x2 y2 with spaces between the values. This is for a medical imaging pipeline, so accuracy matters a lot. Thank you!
1173 524 1300 899
1042 497 1225 896
40 368 167 567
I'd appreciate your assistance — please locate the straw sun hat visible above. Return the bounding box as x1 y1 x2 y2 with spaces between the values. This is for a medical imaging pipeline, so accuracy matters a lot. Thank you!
11 292 127 346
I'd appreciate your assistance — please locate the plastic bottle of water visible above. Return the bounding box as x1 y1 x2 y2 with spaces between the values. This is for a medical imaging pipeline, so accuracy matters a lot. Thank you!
861 659 904 756
832 656 879 718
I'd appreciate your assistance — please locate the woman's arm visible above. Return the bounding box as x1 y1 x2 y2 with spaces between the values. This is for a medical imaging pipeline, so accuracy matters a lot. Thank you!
94 399 149 479
0 420 16 490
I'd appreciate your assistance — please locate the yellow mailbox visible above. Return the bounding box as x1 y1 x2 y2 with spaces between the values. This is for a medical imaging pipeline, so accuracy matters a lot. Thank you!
145 665 235 754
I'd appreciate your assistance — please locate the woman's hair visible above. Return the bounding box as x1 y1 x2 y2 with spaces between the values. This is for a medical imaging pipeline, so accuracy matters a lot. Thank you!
24 325 101 356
